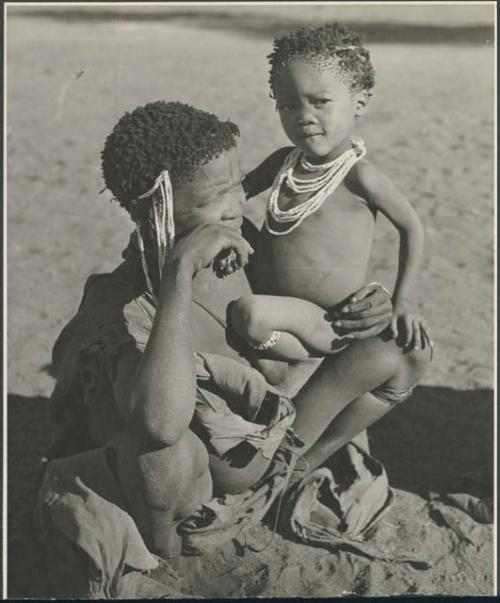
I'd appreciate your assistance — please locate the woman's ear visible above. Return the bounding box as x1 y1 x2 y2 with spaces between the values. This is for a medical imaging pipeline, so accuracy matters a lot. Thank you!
354 90 370 118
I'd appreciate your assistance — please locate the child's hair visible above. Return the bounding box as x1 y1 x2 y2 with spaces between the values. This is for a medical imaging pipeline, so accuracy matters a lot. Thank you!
268 23 375 97
101 101 240 211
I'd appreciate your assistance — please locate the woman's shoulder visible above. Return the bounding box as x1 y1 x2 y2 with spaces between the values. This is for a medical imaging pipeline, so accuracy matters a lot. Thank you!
53 267 152 371
242 146 295 199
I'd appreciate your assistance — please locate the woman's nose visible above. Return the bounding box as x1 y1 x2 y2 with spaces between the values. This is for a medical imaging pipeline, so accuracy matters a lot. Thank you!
222 192 244 220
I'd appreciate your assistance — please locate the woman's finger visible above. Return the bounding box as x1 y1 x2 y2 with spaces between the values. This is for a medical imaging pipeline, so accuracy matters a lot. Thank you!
341 299 393 319
342 288 392 316
347 284 376 304
333 311 393 331
344 321 390 340
340 296 372 314
367 286 392 306
231 239 251 267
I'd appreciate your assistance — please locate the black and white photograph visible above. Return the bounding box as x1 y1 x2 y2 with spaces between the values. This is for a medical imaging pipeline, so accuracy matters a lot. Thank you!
3 1 496 598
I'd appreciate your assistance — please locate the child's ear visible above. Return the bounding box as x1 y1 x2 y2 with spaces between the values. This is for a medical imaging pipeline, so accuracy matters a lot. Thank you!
353 90 370 117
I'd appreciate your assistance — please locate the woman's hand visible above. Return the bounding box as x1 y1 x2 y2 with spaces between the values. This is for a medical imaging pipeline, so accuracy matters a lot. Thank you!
167 222 254 278
327 282 393 340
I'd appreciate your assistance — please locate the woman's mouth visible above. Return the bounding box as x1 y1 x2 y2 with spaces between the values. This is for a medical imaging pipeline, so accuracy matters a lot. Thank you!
226 217 243 230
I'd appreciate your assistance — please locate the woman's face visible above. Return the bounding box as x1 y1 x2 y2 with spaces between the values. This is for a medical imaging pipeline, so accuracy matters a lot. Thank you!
173 147 246 238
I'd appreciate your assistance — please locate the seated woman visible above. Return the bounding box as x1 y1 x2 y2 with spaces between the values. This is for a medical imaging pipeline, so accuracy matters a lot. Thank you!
43 101 429 585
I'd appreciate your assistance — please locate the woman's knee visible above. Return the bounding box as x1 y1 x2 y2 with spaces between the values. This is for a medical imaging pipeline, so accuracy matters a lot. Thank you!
111 431 200 510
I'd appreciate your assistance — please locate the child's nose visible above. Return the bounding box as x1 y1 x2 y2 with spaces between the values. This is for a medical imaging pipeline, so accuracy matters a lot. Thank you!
296 106 318 125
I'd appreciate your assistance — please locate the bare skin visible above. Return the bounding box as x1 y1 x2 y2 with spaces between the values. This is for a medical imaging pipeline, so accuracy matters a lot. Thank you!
234 59 432 353
107 147 396 564
229 59 433 474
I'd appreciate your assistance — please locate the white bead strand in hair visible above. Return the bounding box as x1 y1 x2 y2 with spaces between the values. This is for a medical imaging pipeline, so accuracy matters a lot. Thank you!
130 169 175 301
135 223 157 303
265 137 366 236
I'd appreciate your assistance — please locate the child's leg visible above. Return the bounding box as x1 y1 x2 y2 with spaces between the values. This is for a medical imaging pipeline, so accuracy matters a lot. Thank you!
229 294 348 361
300 392 389 475
290 334 431 474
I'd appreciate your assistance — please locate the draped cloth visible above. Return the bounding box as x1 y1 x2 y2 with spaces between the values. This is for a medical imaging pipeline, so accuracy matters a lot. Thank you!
37 234 424 598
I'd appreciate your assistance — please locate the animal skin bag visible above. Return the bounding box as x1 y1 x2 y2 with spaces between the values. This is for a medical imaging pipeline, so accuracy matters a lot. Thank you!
286 442 431 569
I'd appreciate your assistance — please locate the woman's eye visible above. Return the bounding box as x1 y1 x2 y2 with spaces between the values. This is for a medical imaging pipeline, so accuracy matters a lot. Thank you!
278 104 293 112
313 99 330 106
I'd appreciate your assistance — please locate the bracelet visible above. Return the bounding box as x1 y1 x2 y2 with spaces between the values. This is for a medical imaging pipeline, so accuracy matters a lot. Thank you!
252 330 282 351
367 282 391 297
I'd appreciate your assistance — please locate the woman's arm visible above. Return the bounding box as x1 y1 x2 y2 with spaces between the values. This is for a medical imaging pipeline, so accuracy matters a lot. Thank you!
114 223 253 450
242 147 294 200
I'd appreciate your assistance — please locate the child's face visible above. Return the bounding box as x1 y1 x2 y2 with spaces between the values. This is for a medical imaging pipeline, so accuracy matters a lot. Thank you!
273 59 368 161
173 147 245 237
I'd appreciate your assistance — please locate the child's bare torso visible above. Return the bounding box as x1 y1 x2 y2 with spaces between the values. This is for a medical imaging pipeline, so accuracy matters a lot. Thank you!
252 166 376 308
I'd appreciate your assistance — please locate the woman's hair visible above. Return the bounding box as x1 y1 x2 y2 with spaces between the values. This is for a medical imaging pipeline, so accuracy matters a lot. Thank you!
101 101 240 211
268 22 375 97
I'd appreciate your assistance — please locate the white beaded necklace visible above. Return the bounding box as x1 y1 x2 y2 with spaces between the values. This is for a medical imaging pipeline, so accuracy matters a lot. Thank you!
265 137 366 235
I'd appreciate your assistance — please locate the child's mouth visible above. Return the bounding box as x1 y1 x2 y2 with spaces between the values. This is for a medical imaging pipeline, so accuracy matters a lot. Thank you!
300 132 324 142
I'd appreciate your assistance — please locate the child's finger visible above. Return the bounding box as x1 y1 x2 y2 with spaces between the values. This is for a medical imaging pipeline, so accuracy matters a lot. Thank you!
412 321 421 350
422 329 434 361
420 324 434 360
421 318 433 344
390 315 398 339
420 324 427 350
404 315 413 346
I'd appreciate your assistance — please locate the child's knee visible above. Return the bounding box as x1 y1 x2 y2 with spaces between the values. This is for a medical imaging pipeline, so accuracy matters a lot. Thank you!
403 344 431 379
230 295 269 343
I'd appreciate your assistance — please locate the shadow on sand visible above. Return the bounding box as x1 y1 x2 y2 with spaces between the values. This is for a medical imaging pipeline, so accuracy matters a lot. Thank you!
7 394 54 598
6 385 494 597
369 385 493 498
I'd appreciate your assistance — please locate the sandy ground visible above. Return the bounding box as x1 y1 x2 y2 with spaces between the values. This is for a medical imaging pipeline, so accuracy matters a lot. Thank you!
6 11 495 598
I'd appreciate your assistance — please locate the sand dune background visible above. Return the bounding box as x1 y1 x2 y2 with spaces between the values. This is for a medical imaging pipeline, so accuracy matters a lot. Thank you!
6 5 495 597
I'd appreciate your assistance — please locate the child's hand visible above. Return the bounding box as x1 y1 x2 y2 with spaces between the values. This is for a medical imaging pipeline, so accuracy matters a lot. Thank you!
390 300 433 351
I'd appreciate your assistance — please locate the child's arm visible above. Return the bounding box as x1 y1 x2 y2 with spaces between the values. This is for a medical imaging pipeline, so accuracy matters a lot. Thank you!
242 147 294 200
229 295 349 362
354 161 432 350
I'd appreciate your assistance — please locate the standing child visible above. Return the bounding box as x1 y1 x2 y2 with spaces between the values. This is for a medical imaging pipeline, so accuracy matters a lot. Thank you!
230 23 433 369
